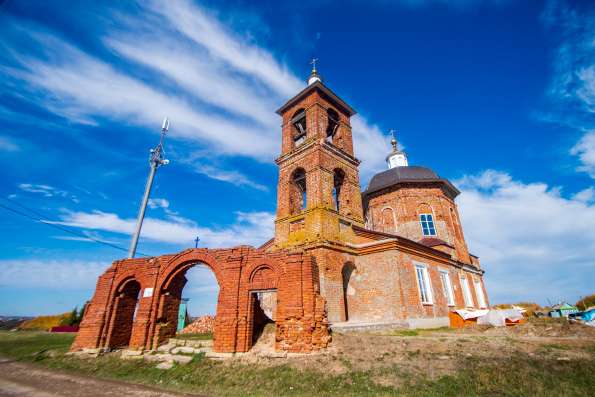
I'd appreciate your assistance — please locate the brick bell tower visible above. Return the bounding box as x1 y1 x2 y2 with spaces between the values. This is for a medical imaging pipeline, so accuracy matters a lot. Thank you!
273 63 364 249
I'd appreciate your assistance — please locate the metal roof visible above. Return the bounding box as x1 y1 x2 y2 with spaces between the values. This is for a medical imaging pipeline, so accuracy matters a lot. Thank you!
275 81 356 116
363 166 460 198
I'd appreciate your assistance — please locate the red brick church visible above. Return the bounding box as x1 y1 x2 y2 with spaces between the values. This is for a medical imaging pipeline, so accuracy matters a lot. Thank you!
72 66 488 354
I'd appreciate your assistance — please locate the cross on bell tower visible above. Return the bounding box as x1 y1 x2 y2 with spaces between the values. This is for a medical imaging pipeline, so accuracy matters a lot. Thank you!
273 64 364 249
308 58 322 85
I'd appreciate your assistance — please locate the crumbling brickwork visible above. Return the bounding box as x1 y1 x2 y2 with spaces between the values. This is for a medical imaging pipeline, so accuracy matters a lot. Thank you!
71 248 330 353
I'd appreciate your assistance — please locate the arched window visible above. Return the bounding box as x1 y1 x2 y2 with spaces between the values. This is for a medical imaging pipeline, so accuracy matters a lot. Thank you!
418 204 436 237
332 168 345 212
381 207 396 233
419 213 436 236
291 108 307 147
326 108 339 143
290 168 307 214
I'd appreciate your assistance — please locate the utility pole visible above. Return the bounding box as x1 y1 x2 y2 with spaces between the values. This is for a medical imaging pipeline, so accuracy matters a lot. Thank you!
128 118 170 258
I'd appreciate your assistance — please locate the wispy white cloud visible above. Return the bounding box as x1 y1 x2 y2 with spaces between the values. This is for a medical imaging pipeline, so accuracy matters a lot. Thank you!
2 1 390 187
104 27 278 129
352 116 392 182
147 198 170 210
51 229 118 245
570 130 595 178
540 0 595 178
572 186 594 204
0 136 20 152
148 0 303 98
54 209 274 248
457 169 595 304
18 183 79 203
0 259 107 289
192 163 269 191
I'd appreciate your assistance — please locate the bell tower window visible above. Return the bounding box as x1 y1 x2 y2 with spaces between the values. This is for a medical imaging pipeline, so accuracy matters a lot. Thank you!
291 109 307 147
332 168 345 211
290 168 307 215
326 108 339 144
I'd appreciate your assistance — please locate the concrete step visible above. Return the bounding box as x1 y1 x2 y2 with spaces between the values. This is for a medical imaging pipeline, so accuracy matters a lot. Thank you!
330 321 408 333
168 338 213 348
155 342 212 355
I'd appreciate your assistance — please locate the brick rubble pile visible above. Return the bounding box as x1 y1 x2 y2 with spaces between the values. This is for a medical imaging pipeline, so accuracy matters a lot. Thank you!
179 315 215 334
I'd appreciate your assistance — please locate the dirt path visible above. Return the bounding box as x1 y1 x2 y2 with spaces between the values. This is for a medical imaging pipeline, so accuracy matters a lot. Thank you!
0 358 203 397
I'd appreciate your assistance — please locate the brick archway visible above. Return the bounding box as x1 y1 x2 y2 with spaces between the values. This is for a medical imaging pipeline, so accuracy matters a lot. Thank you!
243 261 280 351
71 247 330 354
150 251 224 350
104 277 141 349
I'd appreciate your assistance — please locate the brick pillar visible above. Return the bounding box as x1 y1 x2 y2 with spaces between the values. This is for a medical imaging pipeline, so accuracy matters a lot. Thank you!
214 257 242 352
70 268 116 351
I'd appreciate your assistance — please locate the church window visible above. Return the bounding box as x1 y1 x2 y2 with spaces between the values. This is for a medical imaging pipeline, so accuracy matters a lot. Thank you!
326 108 339 143
332 168 345 211
460 274 474 307
415 264 433 304
439 270 455 306
474 278 487 308
419 213 436 236
290 168 307 214
291 109 307 146
381 207 396 233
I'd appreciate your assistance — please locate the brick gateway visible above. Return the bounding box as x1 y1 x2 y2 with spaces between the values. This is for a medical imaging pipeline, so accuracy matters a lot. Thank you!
71 248 330 353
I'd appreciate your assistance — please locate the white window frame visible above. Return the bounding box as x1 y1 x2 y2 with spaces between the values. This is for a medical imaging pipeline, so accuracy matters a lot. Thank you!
474 278 487 308
460 274 474 308
415 264 433 305
439 270 455 306
419 213 437 236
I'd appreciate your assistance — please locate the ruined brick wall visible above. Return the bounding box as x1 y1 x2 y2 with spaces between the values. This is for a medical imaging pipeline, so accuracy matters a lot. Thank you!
71 247 330 354
365 184 473 265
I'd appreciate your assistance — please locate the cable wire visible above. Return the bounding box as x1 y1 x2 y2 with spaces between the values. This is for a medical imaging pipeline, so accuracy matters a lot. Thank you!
0 198 149 257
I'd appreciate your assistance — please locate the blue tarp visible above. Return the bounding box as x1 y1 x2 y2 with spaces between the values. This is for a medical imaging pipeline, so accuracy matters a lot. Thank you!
569 309 595 321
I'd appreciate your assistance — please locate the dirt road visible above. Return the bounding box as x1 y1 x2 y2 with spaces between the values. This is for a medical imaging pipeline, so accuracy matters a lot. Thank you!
0 358 202 397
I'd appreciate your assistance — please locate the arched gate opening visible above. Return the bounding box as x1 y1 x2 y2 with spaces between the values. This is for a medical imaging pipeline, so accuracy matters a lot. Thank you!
106 279 141 349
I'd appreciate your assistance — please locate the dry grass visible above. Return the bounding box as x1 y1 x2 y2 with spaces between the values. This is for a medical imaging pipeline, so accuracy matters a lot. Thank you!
1 326 594 396
18 313 71 331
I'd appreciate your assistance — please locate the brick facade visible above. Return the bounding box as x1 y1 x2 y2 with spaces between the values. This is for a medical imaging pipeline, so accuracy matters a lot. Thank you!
269 79 489 327
72 75 489 354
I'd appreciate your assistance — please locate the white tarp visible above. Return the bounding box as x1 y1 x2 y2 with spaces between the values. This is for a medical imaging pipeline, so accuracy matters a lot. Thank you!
455 309 490 320
477 309 524 327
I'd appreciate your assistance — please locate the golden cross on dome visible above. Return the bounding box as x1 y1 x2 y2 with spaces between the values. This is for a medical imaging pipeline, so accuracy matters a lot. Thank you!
310 58 318 72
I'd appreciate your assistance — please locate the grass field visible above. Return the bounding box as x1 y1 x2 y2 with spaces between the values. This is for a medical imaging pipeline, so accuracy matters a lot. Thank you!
1 330 594 396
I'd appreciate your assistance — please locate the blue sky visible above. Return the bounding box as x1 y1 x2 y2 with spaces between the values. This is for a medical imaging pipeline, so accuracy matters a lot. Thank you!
0 0 593 316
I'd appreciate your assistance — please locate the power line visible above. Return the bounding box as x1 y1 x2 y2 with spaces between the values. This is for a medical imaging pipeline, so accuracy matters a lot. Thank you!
0 198 149 257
